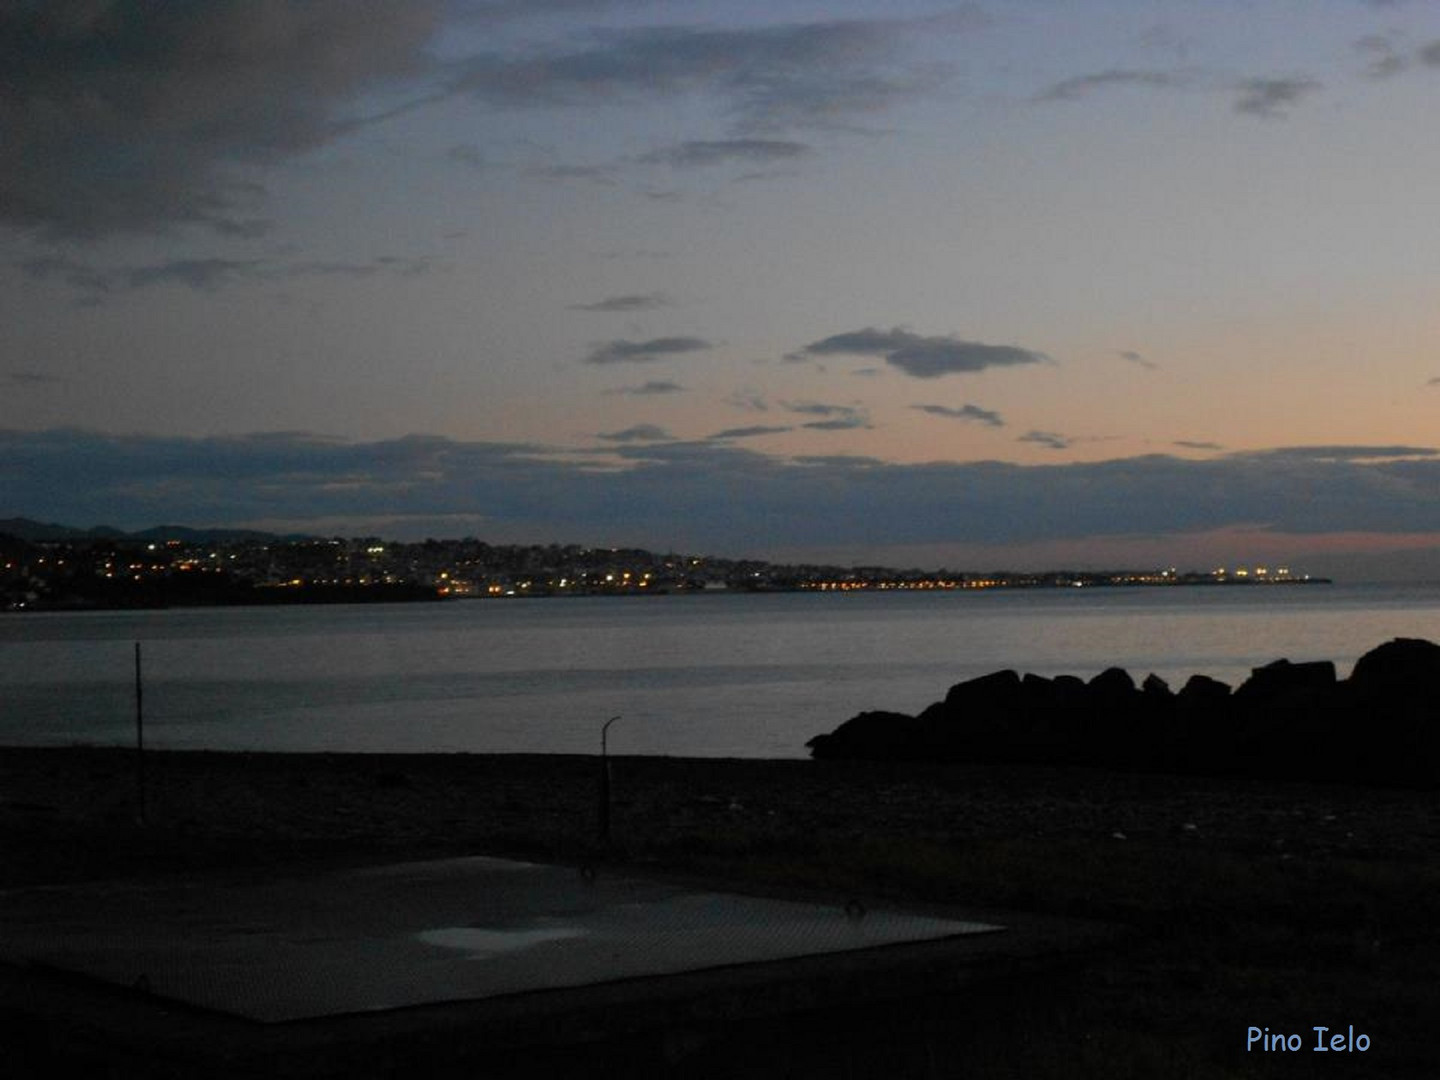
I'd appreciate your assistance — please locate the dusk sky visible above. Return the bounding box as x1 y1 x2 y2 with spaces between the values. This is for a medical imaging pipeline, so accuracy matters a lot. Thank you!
5 1 1440 576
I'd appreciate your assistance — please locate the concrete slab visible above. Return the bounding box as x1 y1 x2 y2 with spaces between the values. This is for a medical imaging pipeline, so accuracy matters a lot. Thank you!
0 856 1001 1023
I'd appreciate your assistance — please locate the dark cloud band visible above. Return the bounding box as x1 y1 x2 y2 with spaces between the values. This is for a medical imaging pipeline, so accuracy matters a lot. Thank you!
7 429 1440 549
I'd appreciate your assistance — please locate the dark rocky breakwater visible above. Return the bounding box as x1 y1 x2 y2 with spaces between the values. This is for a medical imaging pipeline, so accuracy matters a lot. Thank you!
808 637 1440 786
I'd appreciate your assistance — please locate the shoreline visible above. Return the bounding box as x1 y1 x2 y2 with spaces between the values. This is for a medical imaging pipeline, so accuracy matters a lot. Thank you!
5 575 1336 613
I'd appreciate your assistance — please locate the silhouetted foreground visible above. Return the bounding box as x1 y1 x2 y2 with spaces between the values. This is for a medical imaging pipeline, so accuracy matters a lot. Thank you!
809 637 1440 786
3 746 1438 1076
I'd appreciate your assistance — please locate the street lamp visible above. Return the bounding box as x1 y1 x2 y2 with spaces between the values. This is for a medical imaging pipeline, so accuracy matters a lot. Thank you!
599 715 621 842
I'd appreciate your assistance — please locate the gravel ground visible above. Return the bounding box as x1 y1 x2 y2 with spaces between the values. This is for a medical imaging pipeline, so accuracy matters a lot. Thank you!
2 746 1436 886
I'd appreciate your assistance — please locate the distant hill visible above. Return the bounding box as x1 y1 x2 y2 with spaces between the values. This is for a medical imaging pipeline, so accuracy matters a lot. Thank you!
129 524 313 544
0 518 309 544
0 518 125 542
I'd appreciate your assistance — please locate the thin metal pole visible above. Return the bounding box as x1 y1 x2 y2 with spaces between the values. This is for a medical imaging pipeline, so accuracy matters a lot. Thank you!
599 715 620 842
134 641 147 826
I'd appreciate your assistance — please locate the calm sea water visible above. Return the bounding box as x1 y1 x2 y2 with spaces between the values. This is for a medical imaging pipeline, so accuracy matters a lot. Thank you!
3 585 1439 759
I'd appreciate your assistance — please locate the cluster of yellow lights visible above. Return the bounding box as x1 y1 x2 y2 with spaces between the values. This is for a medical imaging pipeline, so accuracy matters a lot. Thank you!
806 580 966 591
1212 566 1294 579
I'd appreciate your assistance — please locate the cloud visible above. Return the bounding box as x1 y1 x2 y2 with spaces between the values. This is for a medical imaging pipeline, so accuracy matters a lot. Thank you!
19 255 262 295
9 430 1440 550
456 1 633 26
793 327 1051 378
803 416 871 431
0 7 970 239
604 380 687 396
1174 440 1223 451
779 401 872 431
781 401 856 418
1234 77 1322 118
571 293 674 312
596 424 673 443
1230 445 1438 463
726 389 769 412
446 143 487 169
1120 350 1159 370
450 17 953 132
1351 35 1440 79
525 163 617 184
291 255 438 279
1428 377 1440 387
1035 69 1182 102
711 425 793 439
0 1 447 239
7 371 66 387
732 169 803 184
911 404 1004 427
124 258 268 292
1355 35 1408 79
1018 431 1071 451
637 139 814 168
17 253 439 299
582 336 713 365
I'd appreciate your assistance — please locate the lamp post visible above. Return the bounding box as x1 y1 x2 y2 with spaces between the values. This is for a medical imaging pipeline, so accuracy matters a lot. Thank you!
134 641 147 826
599 715 621 843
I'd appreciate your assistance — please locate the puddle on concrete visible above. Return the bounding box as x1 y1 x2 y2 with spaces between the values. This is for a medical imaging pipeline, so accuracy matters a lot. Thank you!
418 925 587 958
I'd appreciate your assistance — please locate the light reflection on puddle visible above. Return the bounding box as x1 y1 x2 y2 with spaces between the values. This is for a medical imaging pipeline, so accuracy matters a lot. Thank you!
417 925 587 958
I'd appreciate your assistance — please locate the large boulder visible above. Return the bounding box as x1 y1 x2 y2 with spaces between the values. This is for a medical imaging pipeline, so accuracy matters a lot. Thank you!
1088 666 1136 698
1341 638 1440 783
1081 667 1154 767
1230 660 1341 778
1171 675 1235 774
940 668 1024 713
806 710 924 761
922 670 1025 759
1141 673 1174 702
1233 658 1337 704
1177 674 1231 706
1349 637 1440 692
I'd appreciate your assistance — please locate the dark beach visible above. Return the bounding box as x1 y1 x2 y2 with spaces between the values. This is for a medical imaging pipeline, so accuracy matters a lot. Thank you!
2 746 1437 1076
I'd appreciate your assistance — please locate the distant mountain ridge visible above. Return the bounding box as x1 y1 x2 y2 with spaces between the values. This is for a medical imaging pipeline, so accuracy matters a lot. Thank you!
0 517 310 544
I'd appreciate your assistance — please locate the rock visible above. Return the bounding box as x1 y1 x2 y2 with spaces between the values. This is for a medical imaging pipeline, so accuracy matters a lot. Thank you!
923 670 1027 760
1172 674 1237 774
1233 659 1337 704
805 639 1440 786
1141 673 1174 700
1177 674 1231 706
1230 660 1341 779
1341 638 1440 784
806 710 923 761
1349 638 1440 691
1088 667 1136 697
941 668 1023 711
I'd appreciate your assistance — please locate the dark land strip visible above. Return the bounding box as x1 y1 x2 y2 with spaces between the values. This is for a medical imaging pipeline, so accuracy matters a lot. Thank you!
1 746 1437 1076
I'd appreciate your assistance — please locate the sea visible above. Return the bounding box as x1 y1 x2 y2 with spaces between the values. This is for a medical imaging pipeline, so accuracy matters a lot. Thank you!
2 584 1439 760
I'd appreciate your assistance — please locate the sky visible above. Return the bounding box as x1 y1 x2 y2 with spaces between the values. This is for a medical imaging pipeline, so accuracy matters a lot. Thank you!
4 0 1440 578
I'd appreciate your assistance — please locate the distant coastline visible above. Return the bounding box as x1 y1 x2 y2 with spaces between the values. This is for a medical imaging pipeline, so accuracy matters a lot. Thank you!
1 516 1329 612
